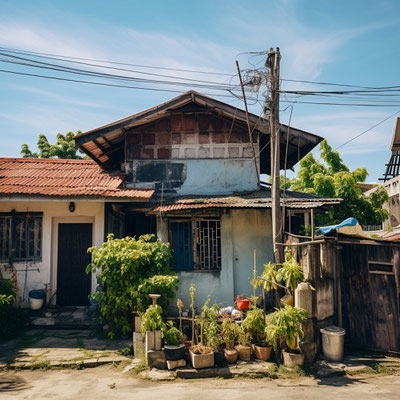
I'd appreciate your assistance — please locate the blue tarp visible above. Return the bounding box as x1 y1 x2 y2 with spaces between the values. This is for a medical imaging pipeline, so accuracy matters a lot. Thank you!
318 217 359 235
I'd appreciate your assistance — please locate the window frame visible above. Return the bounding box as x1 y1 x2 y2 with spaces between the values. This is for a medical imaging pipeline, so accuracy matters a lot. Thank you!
168 216 221 272
0 212 43 262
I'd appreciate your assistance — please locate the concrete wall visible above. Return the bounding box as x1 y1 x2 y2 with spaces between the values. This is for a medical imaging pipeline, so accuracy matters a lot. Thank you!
0 199 104 307
157 209 273 311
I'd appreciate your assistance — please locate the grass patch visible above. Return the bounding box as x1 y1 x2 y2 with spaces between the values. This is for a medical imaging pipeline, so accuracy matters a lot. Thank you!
120 345 133 357
128 360 148 376
29 361 51 370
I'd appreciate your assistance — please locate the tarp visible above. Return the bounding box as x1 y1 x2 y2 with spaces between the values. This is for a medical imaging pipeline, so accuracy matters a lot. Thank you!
318 217 364 236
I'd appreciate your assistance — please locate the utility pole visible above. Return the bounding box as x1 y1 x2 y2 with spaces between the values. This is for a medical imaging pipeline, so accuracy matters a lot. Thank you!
265 47 283 263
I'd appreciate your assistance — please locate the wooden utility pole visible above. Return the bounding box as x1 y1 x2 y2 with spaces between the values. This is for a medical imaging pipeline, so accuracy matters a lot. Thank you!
266 47 283 263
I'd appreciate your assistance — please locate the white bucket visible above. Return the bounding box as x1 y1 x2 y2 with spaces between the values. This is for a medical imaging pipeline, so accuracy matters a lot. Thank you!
29 297 44 310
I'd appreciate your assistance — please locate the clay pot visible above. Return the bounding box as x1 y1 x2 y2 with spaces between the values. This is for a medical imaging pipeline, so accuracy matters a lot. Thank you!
253 344 272 361
224 348 239 364
282 349 305 368
235 345 251 361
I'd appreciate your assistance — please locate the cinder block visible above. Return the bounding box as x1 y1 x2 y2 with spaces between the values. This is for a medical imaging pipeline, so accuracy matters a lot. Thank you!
315 280 334 321
167 359 186 370
147 350 167 370
133 332 145 359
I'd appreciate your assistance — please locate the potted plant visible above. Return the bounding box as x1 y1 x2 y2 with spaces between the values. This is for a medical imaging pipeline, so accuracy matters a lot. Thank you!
235 294 250 310
141 304 165 351
236 327 251 361
242 307 272 361
265 305 307 367
189 343 215 369
202 299 224 367
221 318 241 364
162 321 185 361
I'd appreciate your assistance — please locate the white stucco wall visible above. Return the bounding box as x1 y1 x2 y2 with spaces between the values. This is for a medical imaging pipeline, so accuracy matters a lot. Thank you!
157 208 273 311
0 199 104 307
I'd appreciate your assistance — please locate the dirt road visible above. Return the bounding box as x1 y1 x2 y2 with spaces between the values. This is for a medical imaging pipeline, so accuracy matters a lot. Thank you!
1 366 400 400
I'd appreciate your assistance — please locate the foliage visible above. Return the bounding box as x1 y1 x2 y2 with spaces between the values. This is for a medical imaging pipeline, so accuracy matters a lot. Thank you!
162 321 183 346
189 283 196 343
21 131 87 159
289 140 389 226
140 304 165 335
200 298 223 350
221 318 241 350
260 262 278 291
0 279 28 339
87 234 173 338
135 275 179 314
242 307 266 344
276 248 304 295
177 298 184 332
190 343 213 354
238 327 251 347
265 305 307 359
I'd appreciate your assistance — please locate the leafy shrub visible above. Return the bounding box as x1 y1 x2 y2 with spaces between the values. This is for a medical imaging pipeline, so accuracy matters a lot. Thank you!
140 304 165 335
87 234 173 338
221 318 241 350
135 275 179 314
242 307 266 344
163 321 183 346
0 279 28 339
199 298 223 350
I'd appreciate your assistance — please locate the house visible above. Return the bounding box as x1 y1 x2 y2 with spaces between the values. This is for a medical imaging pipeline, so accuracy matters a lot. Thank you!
0 91 339 309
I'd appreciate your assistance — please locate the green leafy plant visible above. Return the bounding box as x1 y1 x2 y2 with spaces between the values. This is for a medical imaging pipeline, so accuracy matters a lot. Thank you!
162 321 183 346
276 248 304 295
221 318 241 350
265 305 307 362
200 298 223 350
86 234 172 338
177 298 184 332
140 305 165 336
242 307 266 344
260 262 279 291
238 327 251 347
135 275 179 314
189 283 196 344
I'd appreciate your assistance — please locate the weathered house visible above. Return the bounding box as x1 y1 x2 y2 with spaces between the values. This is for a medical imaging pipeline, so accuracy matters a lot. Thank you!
0 91 339 309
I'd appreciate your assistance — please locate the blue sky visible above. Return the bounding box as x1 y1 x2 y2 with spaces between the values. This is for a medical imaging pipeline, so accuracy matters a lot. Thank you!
0 0 399 181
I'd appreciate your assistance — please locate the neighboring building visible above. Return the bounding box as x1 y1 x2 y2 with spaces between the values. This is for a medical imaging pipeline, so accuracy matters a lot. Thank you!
0 91 339 309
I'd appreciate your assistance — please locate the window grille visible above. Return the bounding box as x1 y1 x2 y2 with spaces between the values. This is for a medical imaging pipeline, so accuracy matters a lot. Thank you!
0 213 42 261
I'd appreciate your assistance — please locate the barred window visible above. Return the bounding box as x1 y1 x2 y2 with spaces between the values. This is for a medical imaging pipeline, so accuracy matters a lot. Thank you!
0 213 42 261
169 218 221 271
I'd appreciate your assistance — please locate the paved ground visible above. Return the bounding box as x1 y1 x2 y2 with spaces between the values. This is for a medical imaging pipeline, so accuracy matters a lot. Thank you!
1 365 400 400
0 329 131 369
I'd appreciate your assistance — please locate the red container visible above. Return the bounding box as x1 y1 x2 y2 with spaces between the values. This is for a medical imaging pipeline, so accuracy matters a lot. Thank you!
235 299 250 310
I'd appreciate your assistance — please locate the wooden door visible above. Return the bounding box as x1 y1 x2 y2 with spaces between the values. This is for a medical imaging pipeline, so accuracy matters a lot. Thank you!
57 223 92 306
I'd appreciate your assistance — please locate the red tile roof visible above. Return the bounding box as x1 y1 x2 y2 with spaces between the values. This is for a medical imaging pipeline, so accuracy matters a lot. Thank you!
0 158 154 200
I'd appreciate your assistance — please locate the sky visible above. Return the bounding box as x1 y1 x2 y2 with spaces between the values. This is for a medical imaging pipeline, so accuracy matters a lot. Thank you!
0 0 400 181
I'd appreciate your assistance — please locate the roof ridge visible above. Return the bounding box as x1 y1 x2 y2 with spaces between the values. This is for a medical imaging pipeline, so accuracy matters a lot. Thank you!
0 157 96 164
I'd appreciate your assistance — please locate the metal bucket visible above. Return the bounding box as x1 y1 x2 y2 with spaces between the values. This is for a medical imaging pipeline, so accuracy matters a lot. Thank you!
320 325 346 361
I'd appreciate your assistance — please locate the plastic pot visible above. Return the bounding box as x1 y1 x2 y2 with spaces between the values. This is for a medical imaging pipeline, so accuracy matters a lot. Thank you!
235 299 250 310
29 289 45 310
164 344 186 361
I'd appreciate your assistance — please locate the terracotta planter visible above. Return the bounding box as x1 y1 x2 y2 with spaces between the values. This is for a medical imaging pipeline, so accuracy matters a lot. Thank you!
235 345 251 361
164 344 186 361
253 344 272 361
282 349 305 368
224 348 238 364
235 299 250 310
189 350 214 369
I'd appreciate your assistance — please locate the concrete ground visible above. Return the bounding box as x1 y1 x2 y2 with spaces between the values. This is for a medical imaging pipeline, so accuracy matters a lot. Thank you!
1 365 400 400
0 329 131 369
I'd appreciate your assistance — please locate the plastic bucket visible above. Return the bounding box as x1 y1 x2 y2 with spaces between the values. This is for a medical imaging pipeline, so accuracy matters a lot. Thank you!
320 325 346 361
29 289 46 310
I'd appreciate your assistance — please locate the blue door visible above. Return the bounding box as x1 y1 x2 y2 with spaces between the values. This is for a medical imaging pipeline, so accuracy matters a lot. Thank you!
170 221 193 270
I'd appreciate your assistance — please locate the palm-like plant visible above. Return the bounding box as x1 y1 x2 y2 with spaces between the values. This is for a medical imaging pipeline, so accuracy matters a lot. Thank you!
276 248 304 295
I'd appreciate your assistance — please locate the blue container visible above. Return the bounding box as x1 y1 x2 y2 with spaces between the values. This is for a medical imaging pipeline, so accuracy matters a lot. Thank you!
29 289 46 299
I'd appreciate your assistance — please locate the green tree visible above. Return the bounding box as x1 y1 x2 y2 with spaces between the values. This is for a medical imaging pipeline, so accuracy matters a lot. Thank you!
289 140 388 226
21 131 86 159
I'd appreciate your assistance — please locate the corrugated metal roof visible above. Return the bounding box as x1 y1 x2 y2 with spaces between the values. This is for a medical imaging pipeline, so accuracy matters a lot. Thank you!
152 189 341 212
0 158 154 200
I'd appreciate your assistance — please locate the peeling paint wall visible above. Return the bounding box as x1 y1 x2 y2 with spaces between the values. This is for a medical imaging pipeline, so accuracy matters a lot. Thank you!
124 109 260 194
157 209 273 310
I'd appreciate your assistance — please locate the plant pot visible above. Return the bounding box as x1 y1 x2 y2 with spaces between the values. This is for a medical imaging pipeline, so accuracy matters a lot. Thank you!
282 349 305 368
253 343 272 361
189 350 214 369
214 350 225 367
164 344 186 361
224 349 238 364
280 293 294 306
235 299 250 310
235 345 251 361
